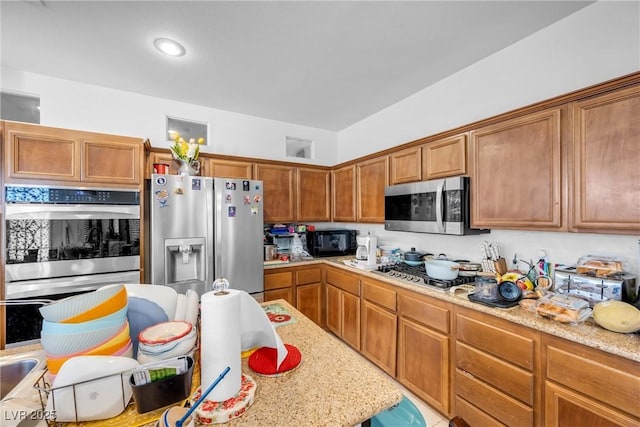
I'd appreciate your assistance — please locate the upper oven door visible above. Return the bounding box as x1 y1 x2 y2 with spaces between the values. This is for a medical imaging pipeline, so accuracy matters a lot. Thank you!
5 186 141 282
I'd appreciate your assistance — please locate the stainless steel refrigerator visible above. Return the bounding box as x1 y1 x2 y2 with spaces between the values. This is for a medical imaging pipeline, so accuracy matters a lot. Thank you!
147 175 264 297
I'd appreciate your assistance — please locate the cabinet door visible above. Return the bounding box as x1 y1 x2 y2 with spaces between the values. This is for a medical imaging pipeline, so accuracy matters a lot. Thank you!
398 317 450 415
342 291 361 351
545 382 638 427
4 122 80 181
82 137 142 185
296 283 322 326
264 288 293 305
390 146 421 184
356 156 389 223
326 284 341 336
470 108 563 230
332 165 356 222
571 86 640 232
361 300 397 376
208 158 252 179
296 167 331 222
423 134 467 179
254 163 296 223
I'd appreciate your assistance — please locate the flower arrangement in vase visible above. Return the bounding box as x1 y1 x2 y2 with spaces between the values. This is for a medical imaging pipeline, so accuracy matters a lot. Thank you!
169 131 205 175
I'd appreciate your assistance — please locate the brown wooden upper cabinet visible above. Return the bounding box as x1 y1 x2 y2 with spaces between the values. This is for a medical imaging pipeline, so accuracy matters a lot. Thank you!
422 133 467 180
390 146 421 184
4 121 142 187
470 108 563 230
570 85 640 233
332 165 357 222
357 156 389 223
207 158 252 179
296 167 331 222
254 163 296 223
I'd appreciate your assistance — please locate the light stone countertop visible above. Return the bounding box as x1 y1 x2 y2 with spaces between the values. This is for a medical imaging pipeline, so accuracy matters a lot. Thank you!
267 257 640 363
0 301 403 427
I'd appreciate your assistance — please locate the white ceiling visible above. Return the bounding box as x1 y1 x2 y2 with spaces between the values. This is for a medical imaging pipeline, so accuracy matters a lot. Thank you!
0 1 593 131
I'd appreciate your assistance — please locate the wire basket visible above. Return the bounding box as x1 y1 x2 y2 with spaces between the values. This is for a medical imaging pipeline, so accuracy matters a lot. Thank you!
32 367 133 426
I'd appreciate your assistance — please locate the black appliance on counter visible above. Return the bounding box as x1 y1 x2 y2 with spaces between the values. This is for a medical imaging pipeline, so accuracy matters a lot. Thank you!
305 229 357 258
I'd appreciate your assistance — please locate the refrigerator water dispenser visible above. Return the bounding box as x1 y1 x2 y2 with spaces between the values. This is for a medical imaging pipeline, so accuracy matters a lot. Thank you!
164 237 206 287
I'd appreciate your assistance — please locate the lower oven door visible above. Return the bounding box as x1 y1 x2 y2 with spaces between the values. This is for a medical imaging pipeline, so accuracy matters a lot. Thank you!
5 270 139 347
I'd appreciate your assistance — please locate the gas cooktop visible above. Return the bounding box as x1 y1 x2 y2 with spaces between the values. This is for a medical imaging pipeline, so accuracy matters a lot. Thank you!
377 262 475 289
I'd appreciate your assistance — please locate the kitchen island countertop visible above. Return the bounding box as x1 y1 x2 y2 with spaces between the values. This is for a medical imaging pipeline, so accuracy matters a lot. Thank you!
0 300 403 427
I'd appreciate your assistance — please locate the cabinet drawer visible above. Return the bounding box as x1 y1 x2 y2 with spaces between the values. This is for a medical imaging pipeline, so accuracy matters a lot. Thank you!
456 313 534 371
398 293 449 334
456 342 533 405
456 369 533 427
295 267 321 285
264 271 293 290
545 339 640 418
362 280 396 312
455 396 507 427
325 269 360 296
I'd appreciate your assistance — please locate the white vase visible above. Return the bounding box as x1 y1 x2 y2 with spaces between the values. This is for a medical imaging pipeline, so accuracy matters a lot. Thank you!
178 160 200 176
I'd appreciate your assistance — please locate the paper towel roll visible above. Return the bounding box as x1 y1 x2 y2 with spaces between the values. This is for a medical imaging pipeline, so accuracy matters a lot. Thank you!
200 289 242 402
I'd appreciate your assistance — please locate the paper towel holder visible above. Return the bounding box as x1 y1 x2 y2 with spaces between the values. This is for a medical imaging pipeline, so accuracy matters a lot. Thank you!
212 277 230 295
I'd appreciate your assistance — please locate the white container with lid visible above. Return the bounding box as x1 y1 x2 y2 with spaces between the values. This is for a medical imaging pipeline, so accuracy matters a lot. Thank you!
290 233 303 261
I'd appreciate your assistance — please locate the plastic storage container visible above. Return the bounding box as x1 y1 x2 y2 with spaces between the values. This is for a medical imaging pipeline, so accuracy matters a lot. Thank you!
474 277 499 301
290 233 303 261
535 294 592 325
130 356 194 413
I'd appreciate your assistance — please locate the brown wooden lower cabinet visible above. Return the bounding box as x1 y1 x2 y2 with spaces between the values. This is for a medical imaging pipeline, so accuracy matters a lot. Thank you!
264 265 323 324
543 334 640 426
544 382 638 427
396 292 452 416
361 279 397 376
453 306 539 426
264 269 294 306
296 283 322 326
315 266 640 426
325 267 361 351
264 287 293 305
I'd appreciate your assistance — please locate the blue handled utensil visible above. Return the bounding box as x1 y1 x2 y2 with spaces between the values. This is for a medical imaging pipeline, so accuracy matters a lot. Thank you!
175 366 231 427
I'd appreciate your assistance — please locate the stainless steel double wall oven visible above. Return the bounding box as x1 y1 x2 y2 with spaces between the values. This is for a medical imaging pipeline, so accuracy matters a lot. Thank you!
3 185 141 346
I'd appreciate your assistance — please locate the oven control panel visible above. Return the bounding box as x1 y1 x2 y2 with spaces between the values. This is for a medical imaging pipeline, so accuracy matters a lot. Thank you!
5 186 139 205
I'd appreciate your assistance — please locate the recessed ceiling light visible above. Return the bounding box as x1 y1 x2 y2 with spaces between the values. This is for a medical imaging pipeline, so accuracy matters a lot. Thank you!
154 38 186 57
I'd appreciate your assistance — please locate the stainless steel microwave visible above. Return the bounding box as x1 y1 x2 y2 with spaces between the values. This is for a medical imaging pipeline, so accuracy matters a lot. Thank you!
384 176 489 235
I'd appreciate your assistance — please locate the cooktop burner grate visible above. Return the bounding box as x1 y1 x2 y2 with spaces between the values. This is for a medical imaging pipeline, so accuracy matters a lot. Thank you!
377 262 476 289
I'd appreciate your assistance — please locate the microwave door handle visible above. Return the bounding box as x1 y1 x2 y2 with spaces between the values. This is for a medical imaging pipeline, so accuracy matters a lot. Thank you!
436 180 445 233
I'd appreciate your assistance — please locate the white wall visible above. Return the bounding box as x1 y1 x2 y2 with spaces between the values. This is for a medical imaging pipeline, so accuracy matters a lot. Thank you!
333 1 640 274
337 1 640 161
0 67 338 166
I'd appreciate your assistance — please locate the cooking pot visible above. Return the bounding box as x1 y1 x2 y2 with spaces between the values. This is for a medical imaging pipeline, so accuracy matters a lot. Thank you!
403 248 425 266
425 259 460 280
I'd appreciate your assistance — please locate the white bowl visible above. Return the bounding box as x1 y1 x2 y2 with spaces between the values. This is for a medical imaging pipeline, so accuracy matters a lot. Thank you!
139 321 192 345
45 355 139 422
123 284 177 320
